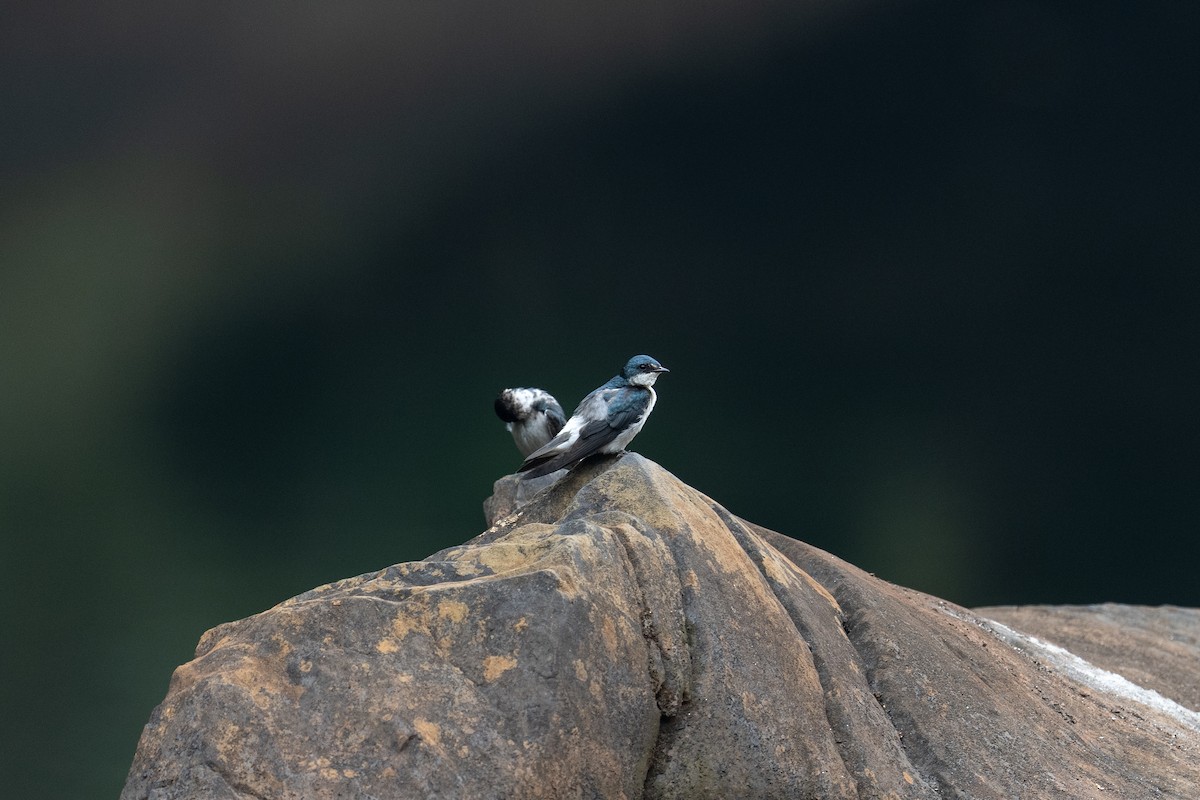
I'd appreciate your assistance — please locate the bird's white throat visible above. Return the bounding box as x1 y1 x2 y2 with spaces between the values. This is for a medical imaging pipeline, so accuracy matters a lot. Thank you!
628 372 661 387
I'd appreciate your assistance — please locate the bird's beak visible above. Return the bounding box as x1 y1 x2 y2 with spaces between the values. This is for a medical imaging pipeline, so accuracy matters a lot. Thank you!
654 365 670 373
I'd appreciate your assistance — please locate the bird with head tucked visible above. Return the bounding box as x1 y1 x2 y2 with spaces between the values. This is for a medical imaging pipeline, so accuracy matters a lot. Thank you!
494 387 567 457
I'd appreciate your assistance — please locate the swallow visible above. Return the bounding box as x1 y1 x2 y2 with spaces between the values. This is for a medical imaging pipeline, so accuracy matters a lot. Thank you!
518 354 668 479
494 387 567 456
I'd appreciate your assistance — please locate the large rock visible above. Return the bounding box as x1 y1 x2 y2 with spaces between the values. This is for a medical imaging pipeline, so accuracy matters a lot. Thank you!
123 455 1200 799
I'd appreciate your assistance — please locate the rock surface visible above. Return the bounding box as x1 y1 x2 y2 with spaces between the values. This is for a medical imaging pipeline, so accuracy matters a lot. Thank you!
978 603 1200 714
123 455 1200 799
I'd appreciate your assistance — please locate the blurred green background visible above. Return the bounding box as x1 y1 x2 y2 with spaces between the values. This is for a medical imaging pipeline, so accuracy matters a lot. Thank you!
3 1 1199 797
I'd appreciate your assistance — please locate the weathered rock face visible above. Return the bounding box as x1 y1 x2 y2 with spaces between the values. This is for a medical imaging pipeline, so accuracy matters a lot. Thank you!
123 455 1200 799
978 603 1200 714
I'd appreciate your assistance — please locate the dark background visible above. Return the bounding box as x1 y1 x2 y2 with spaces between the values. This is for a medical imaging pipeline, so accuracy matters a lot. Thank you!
3 1 1198 797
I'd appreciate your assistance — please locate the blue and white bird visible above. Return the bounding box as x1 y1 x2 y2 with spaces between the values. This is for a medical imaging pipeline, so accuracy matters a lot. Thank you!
494 387 567 457
518 355 669 479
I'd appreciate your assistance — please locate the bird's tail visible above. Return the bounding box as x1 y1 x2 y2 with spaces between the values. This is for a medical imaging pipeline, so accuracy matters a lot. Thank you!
517 453 573 480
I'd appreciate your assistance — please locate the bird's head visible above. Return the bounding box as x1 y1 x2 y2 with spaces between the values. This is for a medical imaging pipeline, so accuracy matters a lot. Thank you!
623 354 669 387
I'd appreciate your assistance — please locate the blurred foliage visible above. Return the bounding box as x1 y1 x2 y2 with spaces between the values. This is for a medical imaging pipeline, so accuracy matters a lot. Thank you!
2 1 1199 797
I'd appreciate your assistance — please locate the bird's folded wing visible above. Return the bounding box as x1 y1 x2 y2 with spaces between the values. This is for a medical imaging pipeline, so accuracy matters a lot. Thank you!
602 391 644 432
551 417 620 462
540 401 567 433
518 388 644 475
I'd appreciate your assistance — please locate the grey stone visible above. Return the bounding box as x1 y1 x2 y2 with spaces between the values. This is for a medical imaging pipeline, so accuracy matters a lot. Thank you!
123 454 1200 799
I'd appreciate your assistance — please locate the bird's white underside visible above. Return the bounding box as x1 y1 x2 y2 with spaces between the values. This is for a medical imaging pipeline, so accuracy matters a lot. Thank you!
511 414 558 456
